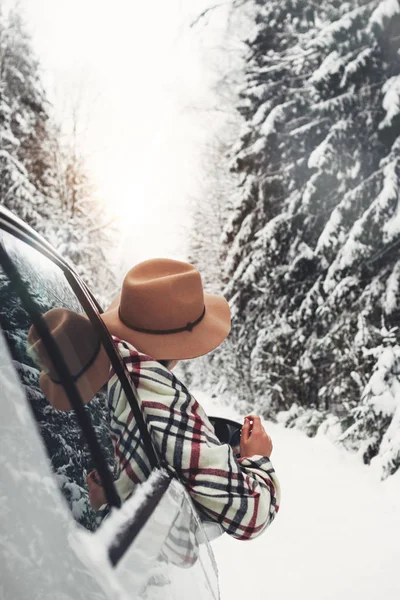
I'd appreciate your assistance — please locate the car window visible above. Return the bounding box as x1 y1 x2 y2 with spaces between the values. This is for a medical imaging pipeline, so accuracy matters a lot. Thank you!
0 226 221 599
0 228 115 531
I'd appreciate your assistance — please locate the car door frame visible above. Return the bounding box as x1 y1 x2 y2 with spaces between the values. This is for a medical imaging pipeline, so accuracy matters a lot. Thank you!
0 206 176 567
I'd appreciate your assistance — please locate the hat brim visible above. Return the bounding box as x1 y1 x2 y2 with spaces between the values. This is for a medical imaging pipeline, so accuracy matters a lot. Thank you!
101 293 231 360
39 346 111 411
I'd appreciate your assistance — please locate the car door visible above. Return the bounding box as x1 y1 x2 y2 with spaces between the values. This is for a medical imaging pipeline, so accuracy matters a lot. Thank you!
0 215 220 600
0 317 127 600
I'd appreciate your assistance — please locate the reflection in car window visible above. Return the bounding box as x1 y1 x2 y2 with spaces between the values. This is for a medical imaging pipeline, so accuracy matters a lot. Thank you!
0 229 114 531
112 478 219 599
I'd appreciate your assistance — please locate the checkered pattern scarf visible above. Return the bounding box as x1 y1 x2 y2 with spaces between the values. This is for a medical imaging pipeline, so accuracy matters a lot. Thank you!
108 337 280 541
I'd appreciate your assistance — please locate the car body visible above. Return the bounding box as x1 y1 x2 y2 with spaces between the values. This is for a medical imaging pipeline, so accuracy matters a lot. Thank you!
0 207 220 600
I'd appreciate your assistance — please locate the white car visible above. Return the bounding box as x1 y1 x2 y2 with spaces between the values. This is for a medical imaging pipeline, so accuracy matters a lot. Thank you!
0 207 241 599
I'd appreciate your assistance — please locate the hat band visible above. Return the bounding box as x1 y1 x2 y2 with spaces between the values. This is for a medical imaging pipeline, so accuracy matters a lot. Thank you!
118 305 206 335
49 342 102 385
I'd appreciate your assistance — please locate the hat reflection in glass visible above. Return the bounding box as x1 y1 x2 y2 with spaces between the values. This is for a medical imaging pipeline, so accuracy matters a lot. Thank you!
27 308 110 411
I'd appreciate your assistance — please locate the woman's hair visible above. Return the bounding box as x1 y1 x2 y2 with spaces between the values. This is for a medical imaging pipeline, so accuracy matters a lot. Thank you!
158 359 170 368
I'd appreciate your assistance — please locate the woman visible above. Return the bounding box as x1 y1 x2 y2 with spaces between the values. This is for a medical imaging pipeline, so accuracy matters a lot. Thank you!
29 258 281 540
97 258 281 540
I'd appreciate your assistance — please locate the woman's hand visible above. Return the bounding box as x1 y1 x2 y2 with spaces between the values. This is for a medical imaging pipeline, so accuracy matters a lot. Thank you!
87 470 107 510
240 415 273 458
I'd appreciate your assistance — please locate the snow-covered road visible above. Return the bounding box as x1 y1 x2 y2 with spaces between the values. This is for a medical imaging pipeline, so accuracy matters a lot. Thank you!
195 391 400 600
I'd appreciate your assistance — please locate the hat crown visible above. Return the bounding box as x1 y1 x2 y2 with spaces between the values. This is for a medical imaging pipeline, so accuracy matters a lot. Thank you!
119 258 205 332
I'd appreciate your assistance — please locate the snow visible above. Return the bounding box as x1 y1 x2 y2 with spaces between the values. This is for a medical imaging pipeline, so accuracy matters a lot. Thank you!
371 389 398 415
289 117 327 138
308 140 330 170
309 51 343 85
95 469 169 549
363 344 400 419
252 99 274 127
315 204 343 253
308 121 346 170
301 177 317 207
236 135 266 162
383 260 400 314
369 0 400 30
194 390 400 600
381 160 400 240
323 159 398 292
341 47 373 87
224 212 256 276
309 5 371 49
260 104 284 137
354 312 373 348
70 529 132 600
377 404 400 474
379 75 400 129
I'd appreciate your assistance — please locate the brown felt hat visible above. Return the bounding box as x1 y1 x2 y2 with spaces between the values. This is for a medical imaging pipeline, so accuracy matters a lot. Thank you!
101 258 231 360
27 308 111 411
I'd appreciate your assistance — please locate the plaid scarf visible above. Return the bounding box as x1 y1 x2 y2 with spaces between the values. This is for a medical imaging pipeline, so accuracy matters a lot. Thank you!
107 337 280 541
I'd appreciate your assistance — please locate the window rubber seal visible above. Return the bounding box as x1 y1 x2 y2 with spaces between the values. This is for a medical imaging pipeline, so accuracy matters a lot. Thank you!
108 471 171 566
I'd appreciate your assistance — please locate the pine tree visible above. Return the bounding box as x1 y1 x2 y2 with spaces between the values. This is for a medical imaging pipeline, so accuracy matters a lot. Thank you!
45 133 117 305
0 9 57 227
197 0 400 476
0 7 117 304
0 7 117 524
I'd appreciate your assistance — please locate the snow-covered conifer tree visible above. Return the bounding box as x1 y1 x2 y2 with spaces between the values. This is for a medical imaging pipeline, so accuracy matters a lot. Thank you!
0 9 57 227
198 0 400 476
0 7 117 524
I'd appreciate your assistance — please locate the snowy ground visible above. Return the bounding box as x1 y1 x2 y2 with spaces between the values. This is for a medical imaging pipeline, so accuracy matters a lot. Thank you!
195 390 400 600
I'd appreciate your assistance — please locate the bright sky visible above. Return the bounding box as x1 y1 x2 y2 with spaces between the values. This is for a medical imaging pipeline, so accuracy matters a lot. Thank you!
16 0 237 272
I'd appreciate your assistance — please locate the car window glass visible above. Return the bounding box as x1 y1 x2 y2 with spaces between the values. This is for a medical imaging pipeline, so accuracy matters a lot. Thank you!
0 229 115 531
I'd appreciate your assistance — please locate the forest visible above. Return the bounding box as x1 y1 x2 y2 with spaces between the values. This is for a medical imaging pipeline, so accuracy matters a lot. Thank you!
189 0 400 480
2 0 400 494
0 8 115 529
0 8 116 302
